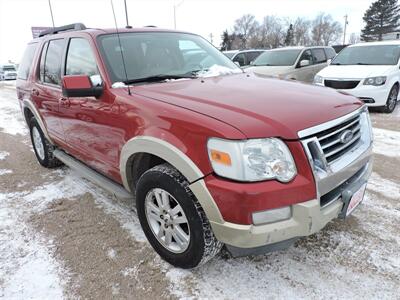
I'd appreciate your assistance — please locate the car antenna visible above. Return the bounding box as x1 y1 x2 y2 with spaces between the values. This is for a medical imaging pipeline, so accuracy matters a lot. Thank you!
124 0 132 29
48 0 55 28
110 0 132 95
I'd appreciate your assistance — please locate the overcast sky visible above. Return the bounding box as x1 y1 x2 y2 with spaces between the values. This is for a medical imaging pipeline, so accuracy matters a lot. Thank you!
0 0 374 63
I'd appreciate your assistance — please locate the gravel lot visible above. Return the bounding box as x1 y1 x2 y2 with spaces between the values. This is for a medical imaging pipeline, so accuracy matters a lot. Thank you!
0 80 399 299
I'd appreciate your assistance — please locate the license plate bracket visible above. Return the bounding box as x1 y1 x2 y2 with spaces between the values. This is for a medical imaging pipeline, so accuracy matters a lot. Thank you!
338 183 367 219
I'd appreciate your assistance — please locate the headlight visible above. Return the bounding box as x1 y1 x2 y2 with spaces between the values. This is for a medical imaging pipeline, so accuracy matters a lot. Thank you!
363 76 386 86
207 138 297 182
313 75 323 84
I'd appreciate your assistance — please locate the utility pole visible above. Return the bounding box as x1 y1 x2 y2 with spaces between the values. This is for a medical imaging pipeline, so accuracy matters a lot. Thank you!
209 33 214 44
173 0 184 29
343 14 348 45
124 0 132 28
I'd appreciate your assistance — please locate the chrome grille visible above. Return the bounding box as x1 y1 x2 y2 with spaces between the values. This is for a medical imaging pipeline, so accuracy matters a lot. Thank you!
315 114 362 164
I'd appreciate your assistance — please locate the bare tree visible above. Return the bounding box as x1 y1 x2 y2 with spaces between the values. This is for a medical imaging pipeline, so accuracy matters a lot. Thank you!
348 32 361 44
254 16 285 49
292 17 312 46
312 13 343 46
233 14 259 49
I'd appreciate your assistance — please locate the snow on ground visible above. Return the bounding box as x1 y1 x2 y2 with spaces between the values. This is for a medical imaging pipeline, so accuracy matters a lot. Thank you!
0 151 9 160
0 187 66 299
372 127 400 158
0 169 13 176
0 83 27 136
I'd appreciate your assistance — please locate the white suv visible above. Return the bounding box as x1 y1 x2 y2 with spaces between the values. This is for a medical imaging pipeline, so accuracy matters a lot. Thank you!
314 41 400 113
0 64 18 81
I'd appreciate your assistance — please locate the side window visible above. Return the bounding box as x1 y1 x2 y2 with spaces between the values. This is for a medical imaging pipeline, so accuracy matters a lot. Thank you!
298 50 313 66
325 48 336 60
246 52 262 64
233 53 246 66
312 48 327 64
39 42 48 82
65 38 98 77
18 43 38 80
42 39 65 85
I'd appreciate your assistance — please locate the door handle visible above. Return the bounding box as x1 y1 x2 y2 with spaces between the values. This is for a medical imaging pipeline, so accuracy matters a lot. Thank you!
31 88 39 96
60 97 70 107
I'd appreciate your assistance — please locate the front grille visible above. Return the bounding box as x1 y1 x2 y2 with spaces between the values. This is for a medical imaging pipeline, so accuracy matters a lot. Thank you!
325 80 360 89
315 113 362 164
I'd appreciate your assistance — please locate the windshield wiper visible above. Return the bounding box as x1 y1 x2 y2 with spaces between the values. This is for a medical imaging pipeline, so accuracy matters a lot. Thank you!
355 62 372 65
124 74 196 85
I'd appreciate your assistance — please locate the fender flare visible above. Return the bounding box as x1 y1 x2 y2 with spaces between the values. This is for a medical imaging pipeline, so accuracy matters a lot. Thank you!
119 136 224 224
22 99 54 144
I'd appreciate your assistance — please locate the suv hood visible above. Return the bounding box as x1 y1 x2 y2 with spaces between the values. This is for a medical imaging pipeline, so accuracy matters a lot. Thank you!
246 65 293 76
132 73 363 140
318 65 394 79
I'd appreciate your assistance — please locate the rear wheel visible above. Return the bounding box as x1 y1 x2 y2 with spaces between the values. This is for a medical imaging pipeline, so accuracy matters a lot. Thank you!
29 117 62 168
136 164 222 268
381 84 398 113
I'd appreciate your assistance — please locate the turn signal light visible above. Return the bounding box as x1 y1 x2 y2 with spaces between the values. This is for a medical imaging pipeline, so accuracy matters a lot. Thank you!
210 150 232 166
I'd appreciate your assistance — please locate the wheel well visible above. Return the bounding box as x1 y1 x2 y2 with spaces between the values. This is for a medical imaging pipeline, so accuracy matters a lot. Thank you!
23 107 34 124
127 152 167 191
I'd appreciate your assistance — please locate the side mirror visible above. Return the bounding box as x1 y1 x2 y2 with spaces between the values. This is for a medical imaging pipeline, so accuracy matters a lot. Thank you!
300 59 310 67
327 59 332 65
62 75 103 98
234 61 241 67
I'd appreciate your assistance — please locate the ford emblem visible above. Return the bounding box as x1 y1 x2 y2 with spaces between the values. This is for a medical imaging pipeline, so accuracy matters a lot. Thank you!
340 130 354 144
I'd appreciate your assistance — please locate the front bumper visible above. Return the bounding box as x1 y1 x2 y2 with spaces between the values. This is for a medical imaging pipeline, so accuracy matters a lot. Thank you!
315 81 390 107
209 150 372 251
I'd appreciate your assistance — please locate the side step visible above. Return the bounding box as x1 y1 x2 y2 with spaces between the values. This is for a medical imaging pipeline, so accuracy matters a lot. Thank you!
53 149 133 201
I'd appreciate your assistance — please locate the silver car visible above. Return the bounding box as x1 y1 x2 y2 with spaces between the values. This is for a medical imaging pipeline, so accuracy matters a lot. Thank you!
0 64 18 80
246 46 336 83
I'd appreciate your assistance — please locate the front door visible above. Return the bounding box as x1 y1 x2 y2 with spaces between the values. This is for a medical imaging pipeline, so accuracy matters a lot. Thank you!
59 37 122 179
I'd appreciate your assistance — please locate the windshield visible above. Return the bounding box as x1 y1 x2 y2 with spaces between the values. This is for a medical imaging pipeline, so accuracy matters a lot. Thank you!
3 66 16 71
332 45 400 66
252 49 301 66
98 32 241 84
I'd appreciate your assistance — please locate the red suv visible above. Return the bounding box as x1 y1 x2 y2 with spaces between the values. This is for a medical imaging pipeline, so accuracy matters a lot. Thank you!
16 24 373 268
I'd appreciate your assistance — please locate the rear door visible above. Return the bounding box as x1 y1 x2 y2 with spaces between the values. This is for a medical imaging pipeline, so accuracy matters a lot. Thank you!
311 48 328 79
32 39 66 142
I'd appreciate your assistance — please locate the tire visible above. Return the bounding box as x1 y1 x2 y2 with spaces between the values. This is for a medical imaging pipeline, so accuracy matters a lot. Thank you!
29 117 62 168
381 84 398 113
136 164 223 269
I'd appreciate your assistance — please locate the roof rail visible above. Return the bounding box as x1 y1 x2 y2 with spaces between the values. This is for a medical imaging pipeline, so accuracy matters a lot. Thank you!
38 23 87 37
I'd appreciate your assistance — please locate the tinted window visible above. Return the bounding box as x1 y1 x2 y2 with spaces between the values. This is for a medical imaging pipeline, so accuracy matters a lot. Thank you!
246 51 263 63
332 45 400 66
233 53 246 66
66 38 98 76
253 49 301 66
18 43 37 80
312 48 327 64
298 50 313 65
325 48 336 60
43 39 64 85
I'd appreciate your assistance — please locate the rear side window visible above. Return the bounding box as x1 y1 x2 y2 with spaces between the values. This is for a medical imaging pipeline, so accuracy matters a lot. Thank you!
40 39 65 85
325 48 336 60
312 48 327 64
65 38 98 76
18 43 38 80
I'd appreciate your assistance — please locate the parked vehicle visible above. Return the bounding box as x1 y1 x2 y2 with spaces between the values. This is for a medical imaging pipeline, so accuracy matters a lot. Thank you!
332 44 349 54
223 49 265 67
246 46 337 83
17 24 373 269
0 64 18 80
314 41 400 113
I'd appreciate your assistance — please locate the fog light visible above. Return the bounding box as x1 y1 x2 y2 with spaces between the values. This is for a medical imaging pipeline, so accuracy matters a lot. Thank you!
252 206 292 225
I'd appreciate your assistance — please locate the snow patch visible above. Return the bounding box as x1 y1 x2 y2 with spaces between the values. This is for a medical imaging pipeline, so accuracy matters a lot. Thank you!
0 169 12 176
0 151 10 160
0 87 27 136
107 248 117 259
197 64 243 78
367 172 400 200
372 127 400 158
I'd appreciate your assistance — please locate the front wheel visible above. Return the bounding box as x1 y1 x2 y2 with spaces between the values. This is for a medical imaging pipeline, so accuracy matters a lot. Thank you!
136 164 222 269
381 85 398 113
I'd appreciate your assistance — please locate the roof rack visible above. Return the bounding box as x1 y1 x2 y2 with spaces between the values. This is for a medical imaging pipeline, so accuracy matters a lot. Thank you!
39 23 87 37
